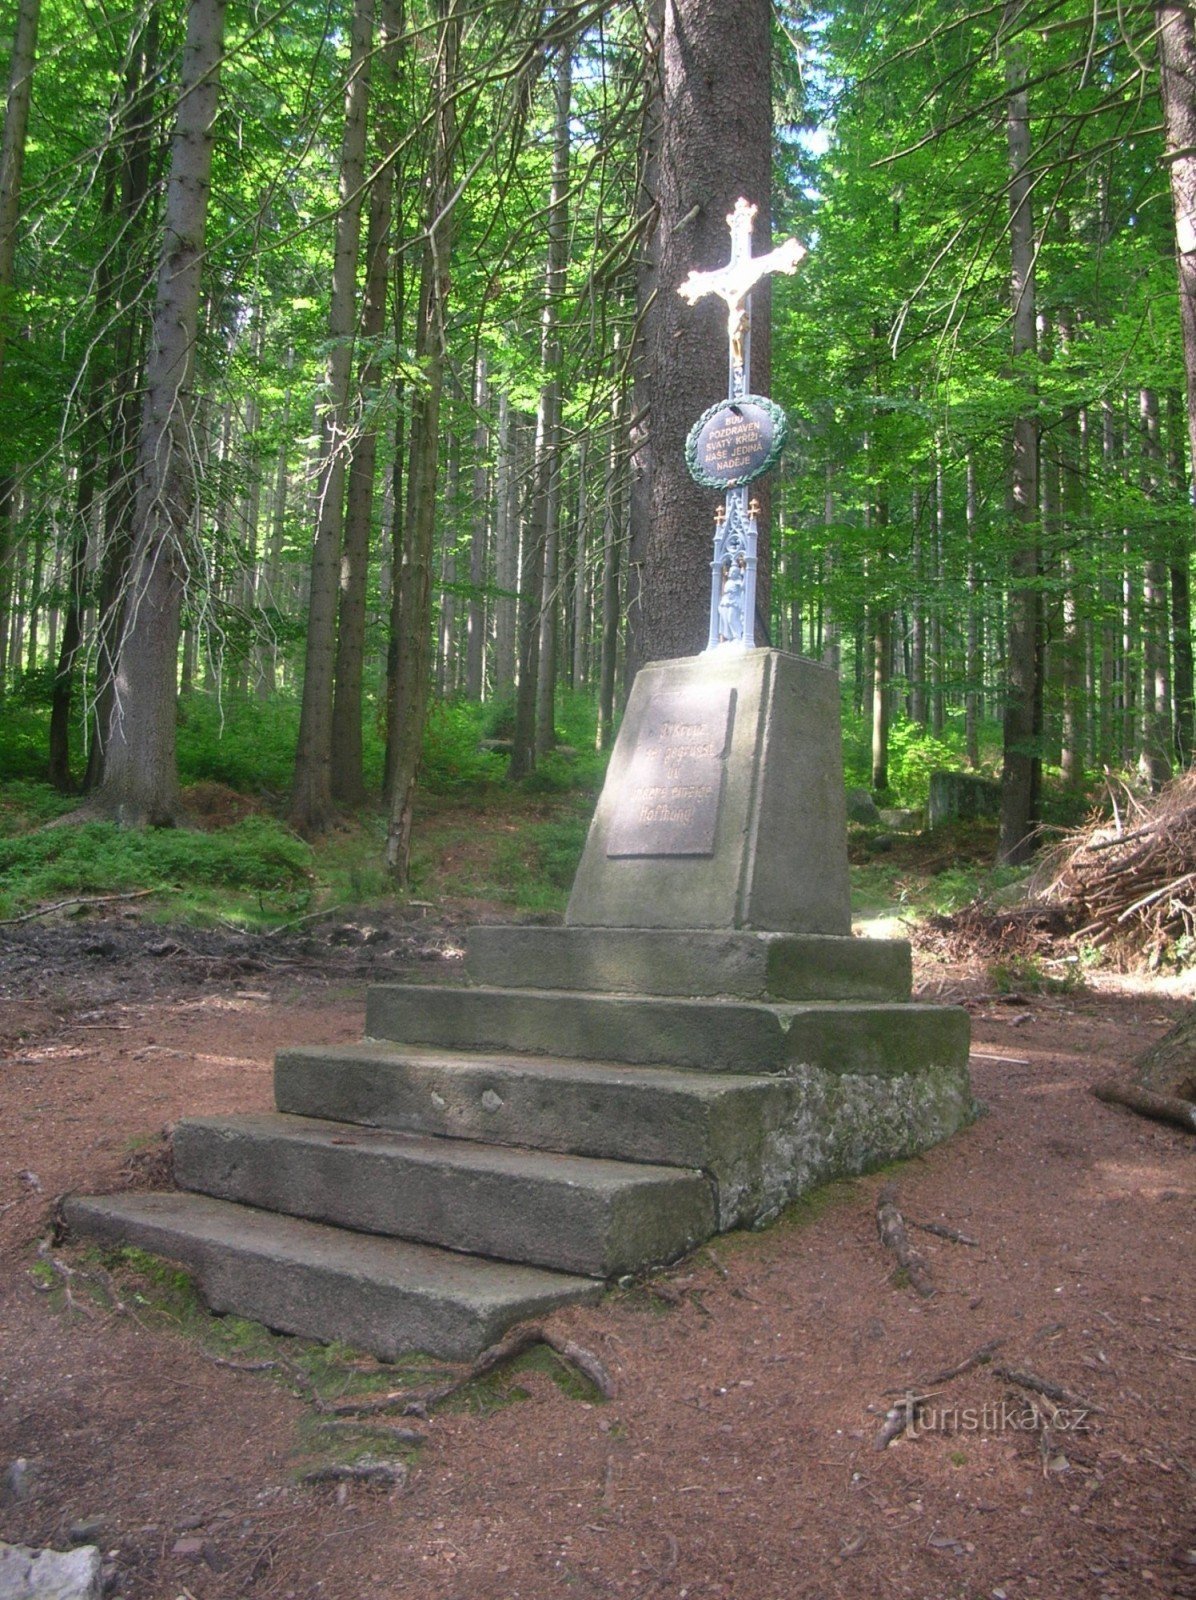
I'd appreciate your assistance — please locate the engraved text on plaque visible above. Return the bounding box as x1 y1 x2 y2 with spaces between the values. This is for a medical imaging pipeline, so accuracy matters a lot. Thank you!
605 687 734 857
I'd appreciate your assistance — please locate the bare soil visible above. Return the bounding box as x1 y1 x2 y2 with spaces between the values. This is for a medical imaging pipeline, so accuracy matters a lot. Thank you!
1 912 1193 1600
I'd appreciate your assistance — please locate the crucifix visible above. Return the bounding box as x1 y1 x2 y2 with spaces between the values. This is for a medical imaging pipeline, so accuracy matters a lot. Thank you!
679 198 806 401
679 199 807 652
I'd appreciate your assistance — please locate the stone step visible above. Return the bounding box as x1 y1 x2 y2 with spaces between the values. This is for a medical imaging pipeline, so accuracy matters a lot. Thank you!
274 1043 806 1229
365 985 970 1076
62 1192 600 1361
462 926 911 1002
173 1113 716 1277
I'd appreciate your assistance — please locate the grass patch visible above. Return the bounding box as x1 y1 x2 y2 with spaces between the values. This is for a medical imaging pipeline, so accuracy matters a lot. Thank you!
410 792 593 912
0 815 314 923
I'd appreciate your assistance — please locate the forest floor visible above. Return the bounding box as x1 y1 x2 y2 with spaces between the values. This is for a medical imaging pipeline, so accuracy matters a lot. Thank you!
0 903 1194 1600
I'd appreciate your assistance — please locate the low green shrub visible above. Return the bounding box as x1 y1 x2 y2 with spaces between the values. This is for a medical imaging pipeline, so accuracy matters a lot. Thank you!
0 815 312 917
420 701 505 793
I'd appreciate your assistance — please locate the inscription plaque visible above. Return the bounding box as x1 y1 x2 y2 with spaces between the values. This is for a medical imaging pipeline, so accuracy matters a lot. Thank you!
686 396 788 490
605 686 734 858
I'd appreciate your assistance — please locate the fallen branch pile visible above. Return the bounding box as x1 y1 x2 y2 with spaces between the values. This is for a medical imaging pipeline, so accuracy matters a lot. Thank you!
1032 773 1196 959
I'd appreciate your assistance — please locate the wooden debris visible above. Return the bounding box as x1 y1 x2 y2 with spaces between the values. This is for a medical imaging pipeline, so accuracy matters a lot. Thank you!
0 887 159 926
908 1219 980 1248
301 1458 406 1490
992 1363 1098 1413
1032 770 1196 956
872 1391 941 1451
921 1338 1005 1387
1092 1079 1196 1135
875 1185 934 1298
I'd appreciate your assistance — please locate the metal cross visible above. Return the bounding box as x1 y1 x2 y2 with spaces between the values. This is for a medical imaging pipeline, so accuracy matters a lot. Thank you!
678 199 806 399
677 199 807 653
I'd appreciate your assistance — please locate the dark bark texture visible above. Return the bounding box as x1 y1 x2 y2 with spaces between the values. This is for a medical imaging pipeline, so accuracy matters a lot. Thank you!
633 0 773 667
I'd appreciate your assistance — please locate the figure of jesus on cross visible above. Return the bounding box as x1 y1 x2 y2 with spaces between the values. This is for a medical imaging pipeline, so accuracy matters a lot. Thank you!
679 198 806 401
679 199 807 652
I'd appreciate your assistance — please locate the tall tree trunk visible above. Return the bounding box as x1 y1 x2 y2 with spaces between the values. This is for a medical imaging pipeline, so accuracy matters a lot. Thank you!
1059 320 1084 787
331 0 399 808
0 0 40 701
965 454 981 768
1139 388 1172 788
1166 390 1195 765
571 437 589 688
1158 2 1196 768
90 0 226 823
85 13 160 788
491 393 518 697
910 493 926 725
464 352 489 699
511 41 572 780
0 0 39 391
871 608 890 791
998 14 1041 865
291 0 374 832
597 369 625 749
633 0 773 664
931 447 946 734
385 0 460 879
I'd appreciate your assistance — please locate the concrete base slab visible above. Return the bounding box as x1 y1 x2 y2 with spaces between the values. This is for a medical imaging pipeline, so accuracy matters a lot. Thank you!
62 1192 601 1361
366 984 969 1076
463 926 911 1002
173 1113 716 1277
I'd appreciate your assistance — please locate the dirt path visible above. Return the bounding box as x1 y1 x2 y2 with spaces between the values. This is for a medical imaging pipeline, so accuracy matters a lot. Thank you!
1 923 1193 1600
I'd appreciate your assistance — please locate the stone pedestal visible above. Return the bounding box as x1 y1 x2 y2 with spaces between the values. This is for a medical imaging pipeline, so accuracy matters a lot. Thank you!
568 649 850 933
66 649 972 1362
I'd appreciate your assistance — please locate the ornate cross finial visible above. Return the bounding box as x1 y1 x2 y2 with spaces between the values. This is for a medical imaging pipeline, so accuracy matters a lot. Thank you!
678 200 806 391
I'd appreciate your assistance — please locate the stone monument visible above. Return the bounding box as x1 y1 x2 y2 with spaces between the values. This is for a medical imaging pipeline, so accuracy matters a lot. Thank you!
65 202 973 1363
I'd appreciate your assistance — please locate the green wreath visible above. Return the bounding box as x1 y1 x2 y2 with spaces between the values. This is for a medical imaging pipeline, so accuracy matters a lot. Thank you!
685 395 789 489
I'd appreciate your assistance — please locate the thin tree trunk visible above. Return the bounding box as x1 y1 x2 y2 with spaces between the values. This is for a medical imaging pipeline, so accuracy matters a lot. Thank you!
331 2 399 806
291 0 374 832
0 0 40 700
1139 387 1172 788
0 0 39 391
871 607 890 791
1166 390 1195 765
385 0 460 879
597 372 625 749
998 14 1041 865
464 352 489 699
491 393 518 697
511 41 572 779
910 492 926 725
571 437 589 689
965 454 981 767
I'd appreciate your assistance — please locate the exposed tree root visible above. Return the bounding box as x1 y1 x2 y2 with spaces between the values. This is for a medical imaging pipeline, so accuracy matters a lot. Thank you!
1092 1079 1196 1134
875 1184 935 1298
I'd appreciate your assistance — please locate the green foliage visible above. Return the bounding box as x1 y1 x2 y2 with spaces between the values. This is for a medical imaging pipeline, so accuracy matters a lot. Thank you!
0 780 76 832
0 694 54 781
177 693 305 794
0 816 312 920
419 701 505 793
886 720 966 808
987 953 1085 996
